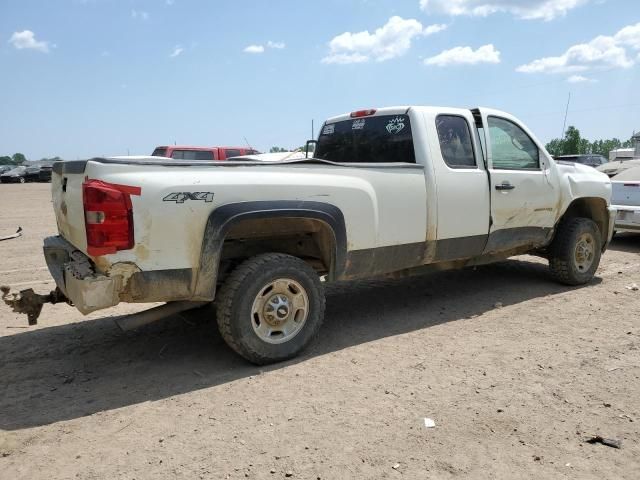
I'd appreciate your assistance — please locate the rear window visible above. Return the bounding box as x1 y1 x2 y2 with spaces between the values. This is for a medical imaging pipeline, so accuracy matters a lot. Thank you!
171 150 215 161
152 147 167 157
315 114 415 164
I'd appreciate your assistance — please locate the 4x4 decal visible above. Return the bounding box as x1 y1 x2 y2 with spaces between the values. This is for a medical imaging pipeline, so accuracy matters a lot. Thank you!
163 192 214 203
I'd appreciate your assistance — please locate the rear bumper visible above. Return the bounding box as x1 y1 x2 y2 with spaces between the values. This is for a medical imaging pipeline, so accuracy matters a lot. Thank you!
43 236 121 314
613 205 640 233
43 236 199 315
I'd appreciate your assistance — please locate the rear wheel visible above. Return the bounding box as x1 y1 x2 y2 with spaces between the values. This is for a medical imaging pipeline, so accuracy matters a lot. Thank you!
216 253 325 365
549 217 601 285
19 177 25 184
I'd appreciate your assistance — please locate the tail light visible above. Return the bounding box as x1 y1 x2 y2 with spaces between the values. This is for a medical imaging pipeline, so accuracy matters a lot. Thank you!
82 179 141 256
350 109 377 118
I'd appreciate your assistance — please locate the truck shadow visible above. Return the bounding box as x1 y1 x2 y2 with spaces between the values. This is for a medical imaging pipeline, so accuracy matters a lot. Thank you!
0 258 599 430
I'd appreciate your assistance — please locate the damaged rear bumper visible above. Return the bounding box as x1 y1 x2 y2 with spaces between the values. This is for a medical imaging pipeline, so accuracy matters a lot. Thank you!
43 236 122 314
3 236 202 324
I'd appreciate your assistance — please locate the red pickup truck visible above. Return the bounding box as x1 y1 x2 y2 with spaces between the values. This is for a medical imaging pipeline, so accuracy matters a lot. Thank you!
151 145 260 161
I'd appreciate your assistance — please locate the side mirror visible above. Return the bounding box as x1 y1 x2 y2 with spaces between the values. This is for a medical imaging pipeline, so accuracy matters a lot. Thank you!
305 140 317 158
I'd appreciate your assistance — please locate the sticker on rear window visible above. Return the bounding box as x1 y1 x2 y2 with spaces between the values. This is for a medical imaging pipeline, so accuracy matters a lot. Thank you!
352 119 366 130
322 124 335 135
386 116 406 135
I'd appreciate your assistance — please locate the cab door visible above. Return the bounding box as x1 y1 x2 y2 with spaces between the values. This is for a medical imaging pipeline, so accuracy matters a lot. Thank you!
476 109 558 253
424 109 491 261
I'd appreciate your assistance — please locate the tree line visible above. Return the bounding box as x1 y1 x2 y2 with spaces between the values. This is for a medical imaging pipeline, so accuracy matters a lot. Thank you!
0 154 63 166
545 126 635 159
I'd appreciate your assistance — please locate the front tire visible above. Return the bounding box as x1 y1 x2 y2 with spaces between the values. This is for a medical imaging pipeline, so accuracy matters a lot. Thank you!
216 253 325 365
549 217 601 285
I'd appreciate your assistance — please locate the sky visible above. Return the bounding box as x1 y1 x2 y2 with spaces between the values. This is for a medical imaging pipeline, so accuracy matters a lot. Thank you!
0 0 639 160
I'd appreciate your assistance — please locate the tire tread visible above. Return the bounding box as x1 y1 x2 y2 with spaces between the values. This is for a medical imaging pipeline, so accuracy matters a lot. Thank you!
216 253 324 364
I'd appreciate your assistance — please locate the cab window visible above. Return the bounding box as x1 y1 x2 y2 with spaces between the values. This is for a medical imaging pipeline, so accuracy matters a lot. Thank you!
315 114 415 164
436 115 477 168
171 150 215 160
488 117 539 170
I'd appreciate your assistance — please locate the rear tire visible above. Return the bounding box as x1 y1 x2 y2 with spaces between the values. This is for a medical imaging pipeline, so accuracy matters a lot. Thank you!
216 253 325 365
548 217 601 285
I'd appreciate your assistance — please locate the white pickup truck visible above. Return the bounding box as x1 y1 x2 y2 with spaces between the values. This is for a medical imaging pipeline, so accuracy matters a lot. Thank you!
2 106 616 364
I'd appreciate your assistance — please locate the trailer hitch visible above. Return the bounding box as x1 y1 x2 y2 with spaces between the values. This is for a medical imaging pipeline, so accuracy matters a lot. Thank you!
1 285 69 325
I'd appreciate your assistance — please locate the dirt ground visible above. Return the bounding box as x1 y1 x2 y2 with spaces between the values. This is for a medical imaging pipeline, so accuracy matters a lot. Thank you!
1 183 639 480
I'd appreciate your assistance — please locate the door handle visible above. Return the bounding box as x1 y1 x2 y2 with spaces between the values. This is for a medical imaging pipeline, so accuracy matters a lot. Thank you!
495 182 515 191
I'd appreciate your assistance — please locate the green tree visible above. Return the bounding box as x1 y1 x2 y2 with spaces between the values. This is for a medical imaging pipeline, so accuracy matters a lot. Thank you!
545 138 563 156
12 153 26 165
269 146 288 153
0 156 13 165
578 138 591 154
562 126 581 155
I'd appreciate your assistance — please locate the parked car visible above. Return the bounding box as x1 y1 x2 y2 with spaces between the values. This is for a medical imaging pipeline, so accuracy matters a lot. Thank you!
25 166 43 182
0 166 28 183
4 106 615 364
151 145 260 161
39 165 53 182
554 154 608 168
597 158 640 177
611 166 640 233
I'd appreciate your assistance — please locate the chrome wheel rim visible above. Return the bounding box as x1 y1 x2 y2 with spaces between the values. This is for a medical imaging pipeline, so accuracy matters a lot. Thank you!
250 278 309 344
574 233 595 272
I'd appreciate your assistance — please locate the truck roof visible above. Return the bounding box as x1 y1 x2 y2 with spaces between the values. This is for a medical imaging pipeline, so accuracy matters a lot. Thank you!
323 106 513 124
155 145 248 150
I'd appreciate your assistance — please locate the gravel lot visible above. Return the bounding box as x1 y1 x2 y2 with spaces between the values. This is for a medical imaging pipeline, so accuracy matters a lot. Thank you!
1 183 639 480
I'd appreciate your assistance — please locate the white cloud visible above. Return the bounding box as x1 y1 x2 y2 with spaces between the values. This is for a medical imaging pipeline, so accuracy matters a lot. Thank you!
424 23 448 35
267 40 286 49
131 10 149 21
244 41 285 54
419 0 588 21
9 30 50 53
424 44 501 66
322 16 444 64
244 44 265 54
169 45 184 58
614 22 640 49
567 74 593 83
517 22 640 74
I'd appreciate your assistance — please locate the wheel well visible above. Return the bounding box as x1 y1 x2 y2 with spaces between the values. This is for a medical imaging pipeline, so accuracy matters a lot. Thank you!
218 217 337 281
558 197 608 241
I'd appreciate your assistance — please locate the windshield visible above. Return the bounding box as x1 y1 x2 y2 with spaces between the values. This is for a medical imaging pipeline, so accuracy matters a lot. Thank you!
315 114 415 164
4 167 26 175
151 147 167 157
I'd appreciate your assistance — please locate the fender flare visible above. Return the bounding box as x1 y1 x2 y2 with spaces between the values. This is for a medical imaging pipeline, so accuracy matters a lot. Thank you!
192 201 347 300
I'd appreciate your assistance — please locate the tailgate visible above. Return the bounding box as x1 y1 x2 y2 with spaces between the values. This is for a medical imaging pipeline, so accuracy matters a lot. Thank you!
612 181 640 207
51 161 88 252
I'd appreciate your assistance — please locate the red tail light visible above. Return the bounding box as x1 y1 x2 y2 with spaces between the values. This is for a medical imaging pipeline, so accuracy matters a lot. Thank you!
82 179 141 256
350 109 377 118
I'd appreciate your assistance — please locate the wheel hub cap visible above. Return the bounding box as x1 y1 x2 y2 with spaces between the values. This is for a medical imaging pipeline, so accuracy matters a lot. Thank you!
264 294 290 326
251 279 309 344
574 233 595 271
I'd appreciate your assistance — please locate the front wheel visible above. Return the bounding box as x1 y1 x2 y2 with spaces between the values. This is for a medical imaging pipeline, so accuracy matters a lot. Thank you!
216 253 325 365
19 177 25 184
548 217 601 285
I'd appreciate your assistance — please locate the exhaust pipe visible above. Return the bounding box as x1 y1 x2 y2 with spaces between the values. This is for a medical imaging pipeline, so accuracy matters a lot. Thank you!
114 301 208 331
